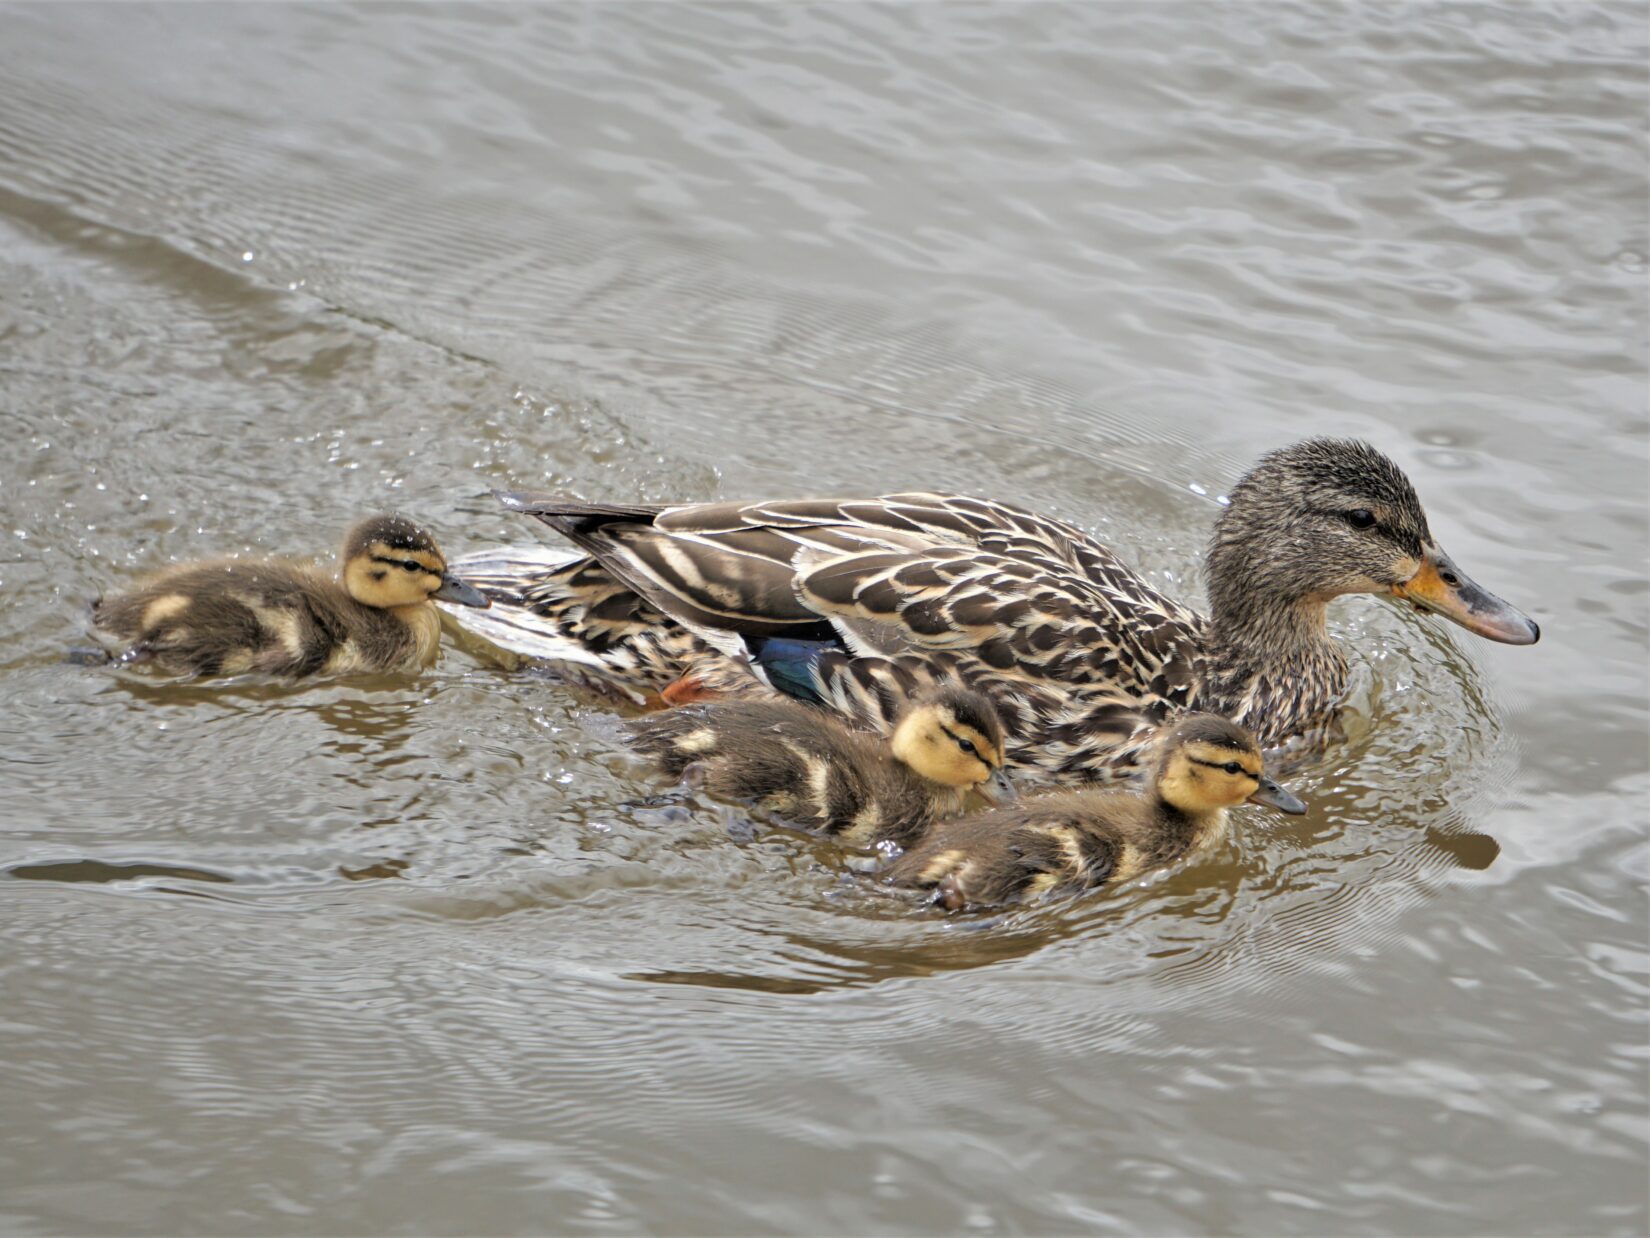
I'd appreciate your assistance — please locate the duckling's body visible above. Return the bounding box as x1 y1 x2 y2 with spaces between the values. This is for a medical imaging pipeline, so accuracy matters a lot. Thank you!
625 685 1006 847
887 715 1304 910
90 515 488 678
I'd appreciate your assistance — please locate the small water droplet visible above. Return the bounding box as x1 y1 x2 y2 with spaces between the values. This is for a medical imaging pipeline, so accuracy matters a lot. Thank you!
241 250 255 263
1188 482 1207 495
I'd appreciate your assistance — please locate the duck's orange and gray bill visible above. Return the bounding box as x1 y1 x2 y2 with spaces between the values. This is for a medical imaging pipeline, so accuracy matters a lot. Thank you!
1248 775 1307 815
433 573 490 608
1392 544 1538 646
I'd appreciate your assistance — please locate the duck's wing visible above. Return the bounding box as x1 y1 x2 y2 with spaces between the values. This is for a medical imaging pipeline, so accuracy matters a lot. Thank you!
496 493 954 644
497 491 1207 698
796 543 1202 699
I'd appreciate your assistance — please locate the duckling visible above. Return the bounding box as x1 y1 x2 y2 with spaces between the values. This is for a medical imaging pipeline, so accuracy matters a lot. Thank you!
886 714 1305 910
90 514 489 678
625 684 1009 848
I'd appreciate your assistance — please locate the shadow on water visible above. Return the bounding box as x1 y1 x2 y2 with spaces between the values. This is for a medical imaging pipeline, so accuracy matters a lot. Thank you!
6 858 235 885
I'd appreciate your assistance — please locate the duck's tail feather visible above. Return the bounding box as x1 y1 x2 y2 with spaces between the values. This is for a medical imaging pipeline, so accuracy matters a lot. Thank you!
437 543 705 701
438 544 623 667
494 492 665 533
441 544 587 605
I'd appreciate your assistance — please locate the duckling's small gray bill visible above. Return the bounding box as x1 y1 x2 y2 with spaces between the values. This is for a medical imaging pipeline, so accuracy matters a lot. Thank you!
432 574 490 607
1248 774 1306 815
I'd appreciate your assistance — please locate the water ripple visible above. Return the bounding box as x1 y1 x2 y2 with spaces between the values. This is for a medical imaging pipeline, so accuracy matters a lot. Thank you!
0 3 1642 1234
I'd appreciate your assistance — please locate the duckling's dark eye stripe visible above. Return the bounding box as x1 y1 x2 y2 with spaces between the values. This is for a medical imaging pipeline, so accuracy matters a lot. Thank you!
940 725 985 758
1189 757 1258 778
371 555 435 573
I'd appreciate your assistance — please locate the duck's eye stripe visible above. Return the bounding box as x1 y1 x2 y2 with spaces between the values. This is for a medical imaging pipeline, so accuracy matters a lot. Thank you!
369 554 434 573
1189 757 1258 778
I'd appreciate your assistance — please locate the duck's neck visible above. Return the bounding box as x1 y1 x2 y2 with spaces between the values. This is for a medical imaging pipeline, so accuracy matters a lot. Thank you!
393 601 442 665
1146 796 1229 863
1201 531 1349 739
1209 587 1335 663
919 780 971 818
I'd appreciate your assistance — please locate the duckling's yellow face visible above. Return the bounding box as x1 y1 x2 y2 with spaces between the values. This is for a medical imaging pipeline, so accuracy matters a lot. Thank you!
342 541 450 610
1153 717 1306 817
335 514 489 612
889 701 1004 789
1158 741 1269 814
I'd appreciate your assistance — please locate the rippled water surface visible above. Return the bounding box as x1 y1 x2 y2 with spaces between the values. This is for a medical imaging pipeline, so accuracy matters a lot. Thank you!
2 4 1646 1234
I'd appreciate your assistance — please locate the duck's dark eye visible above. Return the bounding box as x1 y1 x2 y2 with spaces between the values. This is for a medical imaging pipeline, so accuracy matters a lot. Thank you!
1345 509 1377 530
1222 762 1244 775
401 559 428 573
956 737 978 756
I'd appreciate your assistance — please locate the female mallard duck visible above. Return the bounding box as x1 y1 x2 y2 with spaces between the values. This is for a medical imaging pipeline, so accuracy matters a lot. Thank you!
91 514 489 677
446 438 1537 780
626 684 1008 848
886 714 1305 910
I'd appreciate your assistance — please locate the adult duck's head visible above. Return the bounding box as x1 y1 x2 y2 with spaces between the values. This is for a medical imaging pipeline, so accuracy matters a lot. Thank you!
1206 439 1539 651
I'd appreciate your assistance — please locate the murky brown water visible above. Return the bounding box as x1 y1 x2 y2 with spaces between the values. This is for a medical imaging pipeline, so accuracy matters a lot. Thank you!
2 4 1645 1234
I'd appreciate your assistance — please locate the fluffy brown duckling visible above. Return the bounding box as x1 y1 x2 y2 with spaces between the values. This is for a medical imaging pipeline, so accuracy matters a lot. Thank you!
625 684 1010 847
886 714 1305 911
90 514 489 678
